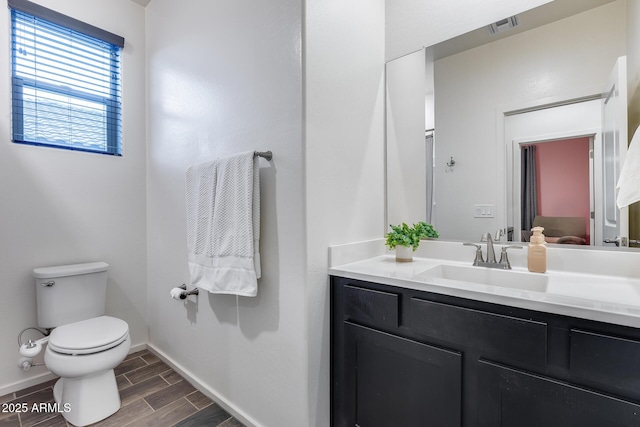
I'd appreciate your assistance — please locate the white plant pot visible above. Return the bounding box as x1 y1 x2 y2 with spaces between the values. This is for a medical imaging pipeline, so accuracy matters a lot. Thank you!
395 245 413 262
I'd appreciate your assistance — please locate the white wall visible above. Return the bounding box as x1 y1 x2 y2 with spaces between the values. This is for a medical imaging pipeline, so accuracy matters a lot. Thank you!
385 0 552 61
0 0 147 394
386 50 427 226
145 3 385 426
628 0 640 132
305 0 386 424
433 1 626 241
145 1 306 426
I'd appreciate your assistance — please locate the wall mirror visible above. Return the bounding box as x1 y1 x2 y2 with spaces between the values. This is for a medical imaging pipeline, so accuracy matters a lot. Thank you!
386 0 639 249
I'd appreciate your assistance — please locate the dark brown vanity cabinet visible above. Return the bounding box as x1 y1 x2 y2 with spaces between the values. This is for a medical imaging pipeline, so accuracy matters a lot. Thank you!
331 276 640 426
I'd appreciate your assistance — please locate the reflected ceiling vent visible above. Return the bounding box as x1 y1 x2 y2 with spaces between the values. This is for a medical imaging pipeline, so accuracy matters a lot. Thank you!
487 16 519 35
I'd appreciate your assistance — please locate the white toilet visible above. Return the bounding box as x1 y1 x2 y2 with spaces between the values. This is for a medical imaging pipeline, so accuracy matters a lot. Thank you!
33 262 130 427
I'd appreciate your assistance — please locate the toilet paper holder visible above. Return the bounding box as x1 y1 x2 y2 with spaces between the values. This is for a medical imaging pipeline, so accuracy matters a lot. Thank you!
177 284 199 299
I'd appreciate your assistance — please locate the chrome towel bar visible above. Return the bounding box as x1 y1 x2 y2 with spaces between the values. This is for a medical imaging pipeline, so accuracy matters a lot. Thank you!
254 151 273 161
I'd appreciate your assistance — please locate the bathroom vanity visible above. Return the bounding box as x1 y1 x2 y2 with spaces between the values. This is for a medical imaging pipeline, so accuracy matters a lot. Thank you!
330 247 640 427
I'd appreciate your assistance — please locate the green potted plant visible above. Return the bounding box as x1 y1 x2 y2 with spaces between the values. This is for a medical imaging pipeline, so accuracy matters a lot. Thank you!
385 221 439 262
414 221 439 240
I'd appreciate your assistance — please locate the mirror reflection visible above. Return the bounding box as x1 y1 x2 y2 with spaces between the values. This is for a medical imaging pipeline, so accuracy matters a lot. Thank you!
386 0 639 248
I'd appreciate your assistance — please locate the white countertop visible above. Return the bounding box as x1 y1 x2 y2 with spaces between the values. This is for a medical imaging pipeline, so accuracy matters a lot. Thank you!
329 254 640 328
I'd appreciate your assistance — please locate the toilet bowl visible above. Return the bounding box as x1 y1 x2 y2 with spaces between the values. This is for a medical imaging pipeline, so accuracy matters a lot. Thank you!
44 316 131 427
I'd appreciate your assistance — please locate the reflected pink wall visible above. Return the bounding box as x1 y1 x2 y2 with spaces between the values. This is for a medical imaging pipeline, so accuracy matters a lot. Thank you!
536 137 590 243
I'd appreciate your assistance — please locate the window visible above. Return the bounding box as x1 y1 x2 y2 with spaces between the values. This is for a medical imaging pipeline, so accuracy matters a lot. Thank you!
9 0 124 155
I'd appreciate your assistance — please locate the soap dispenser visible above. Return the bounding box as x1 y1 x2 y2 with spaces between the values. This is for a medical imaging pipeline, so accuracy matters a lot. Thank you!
528 226 547 273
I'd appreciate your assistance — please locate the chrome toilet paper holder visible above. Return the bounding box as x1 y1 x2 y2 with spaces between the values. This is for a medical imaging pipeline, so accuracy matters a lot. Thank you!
177 284 199 299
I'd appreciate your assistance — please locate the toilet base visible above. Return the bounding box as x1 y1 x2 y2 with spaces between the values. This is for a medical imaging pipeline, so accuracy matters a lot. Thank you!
53 369 121 427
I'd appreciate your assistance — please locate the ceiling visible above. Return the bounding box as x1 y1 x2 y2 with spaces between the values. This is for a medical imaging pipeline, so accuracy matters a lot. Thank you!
126 0 615 45
433 0 617 60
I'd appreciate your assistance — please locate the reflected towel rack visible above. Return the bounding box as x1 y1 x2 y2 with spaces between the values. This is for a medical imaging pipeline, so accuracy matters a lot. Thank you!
254 151 273 161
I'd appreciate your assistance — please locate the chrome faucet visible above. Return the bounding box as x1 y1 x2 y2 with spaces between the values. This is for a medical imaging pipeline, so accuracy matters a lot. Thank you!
463 233 522 269
485 233 497 263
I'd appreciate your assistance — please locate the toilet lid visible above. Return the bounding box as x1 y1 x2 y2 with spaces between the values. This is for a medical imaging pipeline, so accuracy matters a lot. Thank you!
48 316 129 355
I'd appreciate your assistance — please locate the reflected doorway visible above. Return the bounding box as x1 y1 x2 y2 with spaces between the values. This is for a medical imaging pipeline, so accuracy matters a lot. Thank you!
520 137 592 245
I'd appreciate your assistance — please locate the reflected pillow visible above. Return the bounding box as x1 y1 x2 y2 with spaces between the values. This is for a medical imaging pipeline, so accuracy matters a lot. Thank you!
556 236 586 245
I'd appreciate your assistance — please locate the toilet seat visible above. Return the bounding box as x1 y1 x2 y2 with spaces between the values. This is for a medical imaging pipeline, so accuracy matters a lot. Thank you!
48 316 129 355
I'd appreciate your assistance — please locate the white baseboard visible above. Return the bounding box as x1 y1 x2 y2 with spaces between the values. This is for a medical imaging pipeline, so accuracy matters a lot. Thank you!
146 343 260 427
129 342 147 354
0 371 57 397
0 341 147 397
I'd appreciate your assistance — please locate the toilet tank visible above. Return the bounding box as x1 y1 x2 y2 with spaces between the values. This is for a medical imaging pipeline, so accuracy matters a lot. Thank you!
33 262 109 328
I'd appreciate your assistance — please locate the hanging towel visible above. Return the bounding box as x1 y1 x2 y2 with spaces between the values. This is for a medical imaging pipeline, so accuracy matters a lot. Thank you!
185 151 261 296
617 125 640 209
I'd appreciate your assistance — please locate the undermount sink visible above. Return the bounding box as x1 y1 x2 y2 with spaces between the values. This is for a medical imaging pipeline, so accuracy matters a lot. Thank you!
417 264 549 293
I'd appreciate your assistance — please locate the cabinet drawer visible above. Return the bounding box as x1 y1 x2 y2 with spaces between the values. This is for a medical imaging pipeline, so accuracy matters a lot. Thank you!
410 298 547 369
570 329 640 397
479 360 640 427
343 285 399 329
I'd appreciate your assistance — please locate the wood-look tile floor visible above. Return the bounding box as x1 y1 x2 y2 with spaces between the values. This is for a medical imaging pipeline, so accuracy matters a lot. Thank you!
0 350 245 427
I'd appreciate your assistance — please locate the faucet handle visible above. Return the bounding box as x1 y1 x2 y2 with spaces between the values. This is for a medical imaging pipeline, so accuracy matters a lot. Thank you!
463 242 484 266
498 245 522 269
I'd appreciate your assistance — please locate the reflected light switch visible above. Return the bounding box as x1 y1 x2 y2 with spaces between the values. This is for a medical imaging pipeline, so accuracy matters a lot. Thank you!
473 204 494 218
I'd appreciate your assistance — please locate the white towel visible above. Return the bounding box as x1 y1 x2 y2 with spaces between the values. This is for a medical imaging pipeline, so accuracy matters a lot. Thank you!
617 126 640 209
185 151 261 296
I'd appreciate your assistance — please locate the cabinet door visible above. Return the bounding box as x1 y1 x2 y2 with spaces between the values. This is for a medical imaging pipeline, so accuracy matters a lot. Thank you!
478 360 640 427
338 322 461 427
